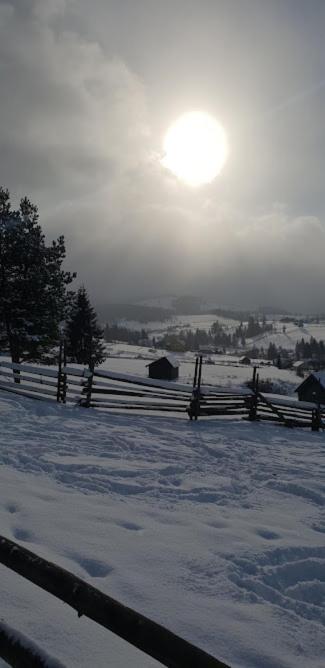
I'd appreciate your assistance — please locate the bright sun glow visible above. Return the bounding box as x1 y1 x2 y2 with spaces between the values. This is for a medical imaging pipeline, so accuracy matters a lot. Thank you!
162 111 228 186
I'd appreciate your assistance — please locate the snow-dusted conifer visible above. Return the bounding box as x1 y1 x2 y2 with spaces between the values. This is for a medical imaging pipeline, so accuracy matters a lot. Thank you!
0 187 75 364
65 286 106 368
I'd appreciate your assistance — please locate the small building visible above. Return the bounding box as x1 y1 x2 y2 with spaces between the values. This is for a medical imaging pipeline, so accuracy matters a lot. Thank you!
295 372 325 405
281 359 293 370
239 356 251 365
293 359 322 377
147 356 179 381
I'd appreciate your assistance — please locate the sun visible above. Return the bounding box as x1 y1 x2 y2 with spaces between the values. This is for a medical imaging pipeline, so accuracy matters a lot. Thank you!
162 111 228 187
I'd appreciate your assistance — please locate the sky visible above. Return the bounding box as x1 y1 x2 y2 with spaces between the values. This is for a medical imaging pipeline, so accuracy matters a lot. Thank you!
1 0 325 311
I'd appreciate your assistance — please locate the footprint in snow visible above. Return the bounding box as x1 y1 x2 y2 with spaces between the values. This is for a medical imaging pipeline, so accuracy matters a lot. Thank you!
206 519 229 529
5 502 19 514
255 528 280 540
72 555 113 578
229 545 325 624
12 527 33 542
116 520 143 532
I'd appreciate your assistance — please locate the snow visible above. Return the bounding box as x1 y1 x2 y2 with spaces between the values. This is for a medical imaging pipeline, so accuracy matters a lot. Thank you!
103 348 298 396
247 322 325 350
0 392 324 667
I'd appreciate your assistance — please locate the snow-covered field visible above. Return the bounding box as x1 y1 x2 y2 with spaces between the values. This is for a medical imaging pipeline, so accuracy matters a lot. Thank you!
0 392 324 667
103 344 299 395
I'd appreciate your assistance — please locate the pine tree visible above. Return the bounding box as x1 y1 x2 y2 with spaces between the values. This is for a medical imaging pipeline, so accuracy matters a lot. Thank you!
65 287 106 368
0 187 75 364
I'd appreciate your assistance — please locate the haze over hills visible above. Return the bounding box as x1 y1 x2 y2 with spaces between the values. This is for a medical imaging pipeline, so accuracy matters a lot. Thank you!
97 294 296 324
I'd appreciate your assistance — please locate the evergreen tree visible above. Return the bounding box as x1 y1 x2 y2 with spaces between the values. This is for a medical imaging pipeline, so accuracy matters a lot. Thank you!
267 342 278 360
0 187 75 364
65 287 106 368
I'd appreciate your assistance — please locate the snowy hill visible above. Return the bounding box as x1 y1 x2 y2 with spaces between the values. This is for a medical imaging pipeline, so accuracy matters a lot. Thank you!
0 392 324 667
247 322 325 351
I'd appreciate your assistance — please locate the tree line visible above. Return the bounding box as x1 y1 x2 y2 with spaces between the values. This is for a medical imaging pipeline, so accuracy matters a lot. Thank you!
103 323 149 346
0 188 105 370
158 316 273 353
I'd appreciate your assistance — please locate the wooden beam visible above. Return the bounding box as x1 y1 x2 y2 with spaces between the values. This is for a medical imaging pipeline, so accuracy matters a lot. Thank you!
0 536 231 668
0 622 63 668
257 392 293 427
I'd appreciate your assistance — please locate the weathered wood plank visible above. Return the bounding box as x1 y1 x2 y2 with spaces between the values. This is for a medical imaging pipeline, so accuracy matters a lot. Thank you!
0 383 54 402
0 380 57 397
0 535 230 668
0 361 58 378
0 369 58 388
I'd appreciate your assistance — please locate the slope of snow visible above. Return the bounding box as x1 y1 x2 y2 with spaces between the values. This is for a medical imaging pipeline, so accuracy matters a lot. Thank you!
0 393 324 667
248 322 325 350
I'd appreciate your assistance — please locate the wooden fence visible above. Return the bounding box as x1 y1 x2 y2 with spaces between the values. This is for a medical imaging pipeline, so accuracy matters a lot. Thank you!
0 535 230 668
0 358 324 430
188 358 325 430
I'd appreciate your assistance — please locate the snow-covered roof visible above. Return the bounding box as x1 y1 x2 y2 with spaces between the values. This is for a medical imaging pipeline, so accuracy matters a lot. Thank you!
293 360 305 368
312 371 325 389
165 355 179 368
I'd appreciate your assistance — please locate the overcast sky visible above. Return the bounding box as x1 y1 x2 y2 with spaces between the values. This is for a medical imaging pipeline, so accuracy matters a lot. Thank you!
1 0 325 310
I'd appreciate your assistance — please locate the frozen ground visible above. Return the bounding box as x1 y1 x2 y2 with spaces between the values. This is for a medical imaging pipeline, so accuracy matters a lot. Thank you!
0 392 324 667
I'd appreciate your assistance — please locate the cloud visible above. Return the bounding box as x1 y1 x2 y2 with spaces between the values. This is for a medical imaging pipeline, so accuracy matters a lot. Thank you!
0 1 325 312
0 1 150 199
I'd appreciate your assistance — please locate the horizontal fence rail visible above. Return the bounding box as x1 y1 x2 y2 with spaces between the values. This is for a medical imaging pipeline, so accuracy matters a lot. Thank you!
0 536 230 668
0 621 64 668
0 359 324 430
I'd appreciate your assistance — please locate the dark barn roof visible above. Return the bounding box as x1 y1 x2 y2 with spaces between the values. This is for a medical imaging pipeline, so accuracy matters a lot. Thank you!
295 371 325 394
147 356 179 381
295 372 325 405
147 356 179 369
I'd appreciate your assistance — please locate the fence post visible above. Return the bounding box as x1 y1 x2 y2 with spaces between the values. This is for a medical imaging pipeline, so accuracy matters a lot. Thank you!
248 371 258 421
188 355 202 420
61 341 67 404
56 340 63 403
83 365 94 408
193 355 203 420
193 356 199 389
311 396 321 431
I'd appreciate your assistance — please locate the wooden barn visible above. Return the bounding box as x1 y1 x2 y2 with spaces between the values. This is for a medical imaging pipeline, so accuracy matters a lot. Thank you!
147 356 179 381
239 356 251 365
295 372 325 405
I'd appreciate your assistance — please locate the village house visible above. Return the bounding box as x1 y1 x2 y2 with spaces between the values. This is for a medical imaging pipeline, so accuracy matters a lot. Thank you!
295 372 325 405
293 359 323 377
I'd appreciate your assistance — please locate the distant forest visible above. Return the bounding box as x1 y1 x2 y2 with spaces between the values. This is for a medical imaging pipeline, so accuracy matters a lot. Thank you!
103 316 273 353
103 317 325 366
158 316 273 353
